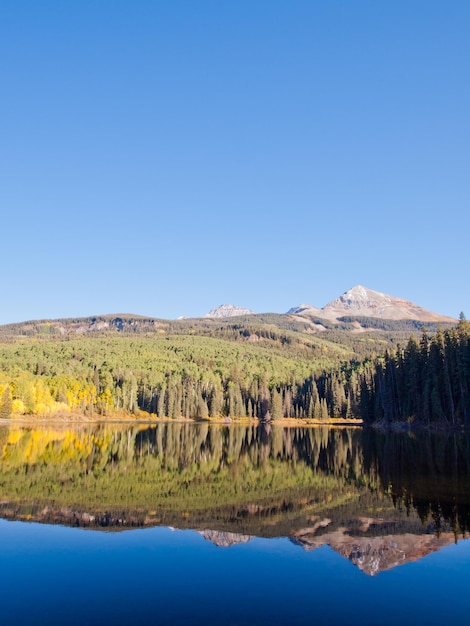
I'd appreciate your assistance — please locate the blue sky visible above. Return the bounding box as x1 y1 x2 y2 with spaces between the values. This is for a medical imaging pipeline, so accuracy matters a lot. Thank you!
1 1 469 323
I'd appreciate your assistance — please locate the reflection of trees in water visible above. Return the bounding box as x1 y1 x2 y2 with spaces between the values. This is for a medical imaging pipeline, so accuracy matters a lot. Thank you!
361 429 470 535
131 423 365 481
0 422 362 485
0 423 369 528
2 423 470 534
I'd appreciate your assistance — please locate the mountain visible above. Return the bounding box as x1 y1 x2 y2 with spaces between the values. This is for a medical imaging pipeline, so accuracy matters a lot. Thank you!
204 304 255 318
289 285 456 323
287 304 322 316
0 286 457 344
0 314 166 338
322 285 456 322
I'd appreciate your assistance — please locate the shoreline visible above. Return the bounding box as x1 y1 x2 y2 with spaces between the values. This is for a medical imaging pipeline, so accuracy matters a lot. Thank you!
0 413 363 428
3 414 467 431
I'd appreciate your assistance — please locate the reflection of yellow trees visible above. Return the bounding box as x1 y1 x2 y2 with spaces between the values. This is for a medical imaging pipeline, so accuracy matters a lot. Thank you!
4 428 86 465
0 423 365 515
1 423 469 537
1 424 365 479
2 425 143 466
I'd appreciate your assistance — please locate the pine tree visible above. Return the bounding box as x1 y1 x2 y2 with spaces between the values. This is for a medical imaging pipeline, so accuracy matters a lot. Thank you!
271 388 283 420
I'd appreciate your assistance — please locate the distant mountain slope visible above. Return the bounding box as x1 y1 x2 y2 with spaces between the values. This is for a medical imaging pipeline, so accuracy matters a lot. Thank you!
204 304 255 318
0 286 457 352
322 285 456 322
289 285 456 323
0 314 166 338
287 304 322 316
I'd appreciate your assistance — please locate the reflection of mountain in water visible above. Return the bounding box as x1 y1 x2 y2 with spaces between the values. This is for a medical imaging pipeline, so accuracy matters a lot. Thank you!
289 517 458 576
196 518 459 576
199 530 253 548
0 422 469 574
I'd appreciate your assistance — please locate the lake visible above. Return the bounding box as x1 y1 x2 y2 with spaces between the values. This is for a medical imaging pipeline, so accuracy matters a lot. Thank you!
1 421 470 625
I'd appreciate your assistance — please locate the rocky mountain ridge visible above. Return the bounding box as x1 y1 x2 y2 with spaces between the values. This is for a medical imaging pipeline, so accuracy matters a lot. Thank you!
206 285 455 322
204 304 255 318
288 285 456 323
287 304 322 316
0 286 456 339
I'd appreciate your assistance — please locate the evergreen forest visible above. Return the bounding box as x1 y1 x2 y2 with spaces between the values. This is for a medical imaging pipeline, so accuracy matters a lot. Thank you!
0 312 468 427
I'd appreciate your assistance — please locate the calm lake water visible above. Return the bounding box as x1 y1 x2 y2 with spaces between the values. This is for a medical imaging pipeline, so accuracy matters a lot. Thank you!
1 422 470 625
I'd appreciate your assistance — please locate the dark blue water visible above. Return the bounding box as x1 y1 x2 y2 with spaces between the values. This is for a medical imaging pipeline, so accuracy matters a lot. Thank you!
1 519 470 626
2 422 470 624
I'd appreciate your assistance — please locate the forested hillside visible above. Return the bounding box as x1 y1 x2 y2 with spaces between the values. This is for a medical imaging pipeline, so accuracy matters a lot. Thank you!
0 312 466 425
357 318 470 426
0 332 345 419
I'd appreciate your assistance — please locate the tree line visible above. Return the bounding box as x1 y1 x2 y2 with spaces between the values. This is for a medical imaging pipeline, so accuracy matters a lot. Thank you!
356 316 470 426
0 319 468 426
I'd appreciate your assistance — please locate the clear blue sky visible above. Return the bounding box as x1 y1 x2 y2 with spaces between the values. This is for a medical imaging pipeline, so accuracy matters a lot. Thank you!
1 0 469 323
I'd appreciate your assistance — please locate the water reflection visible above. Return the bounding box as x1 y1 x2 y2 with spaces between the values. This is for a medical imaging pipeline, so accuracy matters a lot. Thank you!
0 421 469 574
